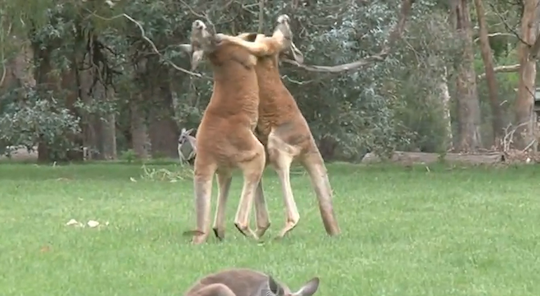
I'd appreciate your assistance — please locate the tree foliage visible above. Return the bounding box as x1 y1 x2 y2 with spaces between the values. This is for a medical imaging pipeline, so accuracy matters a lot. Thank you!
0 0 533 161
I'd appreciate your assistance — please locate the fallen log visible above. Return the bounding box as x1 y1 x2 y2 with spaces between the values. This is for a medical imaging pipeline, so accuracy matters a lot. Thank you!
0 146 38 161
361 151 504 165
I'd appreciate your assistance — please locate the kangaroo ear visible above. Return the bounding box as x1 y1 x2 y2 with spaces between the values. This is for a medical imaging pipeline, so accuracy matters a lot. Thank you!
186 128 194 135
268 276 280 294
261 276 284 296
292 277 319 296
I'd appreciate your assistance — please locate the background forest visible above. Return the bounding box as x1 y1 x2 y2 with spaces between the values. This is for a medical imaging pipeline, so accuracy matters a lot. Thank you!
0 0 538 163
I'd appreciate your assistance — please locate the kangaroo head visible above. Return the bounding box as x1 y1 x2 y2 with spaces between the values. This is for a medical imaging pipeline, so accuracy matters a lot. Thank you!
233 16 304 64
178 128 195 145
178 20 218 70
179 15 298 72
177 127 197 161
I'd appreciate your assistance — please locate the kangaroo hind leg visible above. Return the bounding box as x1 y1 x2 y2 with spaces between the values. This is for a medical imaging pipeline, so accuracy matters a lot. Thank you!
191 161 217 245
253 179 271 239
234 140 266 240
301 152 341 236
212 169 233 241
267 143 300 239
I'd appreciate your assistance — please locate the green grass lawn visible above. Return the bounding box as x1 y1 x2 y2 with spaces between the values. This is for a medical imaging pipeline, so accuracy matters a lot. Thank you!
1 162 540 296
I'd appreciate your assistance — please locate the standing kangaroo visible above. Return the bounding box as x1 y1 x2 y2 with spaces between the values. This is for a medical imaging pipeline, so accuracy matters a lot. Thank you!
185 268 319 296
178 128 197 165
209 32 341 240
179 16 295 244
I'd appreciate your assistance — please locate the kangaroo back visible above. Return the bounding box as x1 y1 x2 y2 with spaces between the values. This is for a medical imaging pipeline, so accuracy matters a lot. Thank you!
184 268 320 296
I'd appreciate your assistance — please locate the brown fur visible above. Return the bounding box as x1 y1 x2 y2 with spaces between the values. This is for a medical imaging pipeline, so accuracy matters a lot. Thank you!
229 33 342 239
184 268 319 296
179 17 294 244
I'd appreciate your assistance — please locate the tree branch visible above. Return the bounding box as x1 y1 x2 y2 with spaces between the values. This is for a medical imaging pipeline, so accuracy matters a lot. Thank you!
0 50 5 89
258 0 265 33
489 3 530 47
487 1 540 60
283 0 415 73
477 64 520 79
0 22 12 88
86 9 204 78
178 0 218 35
473 32 517 43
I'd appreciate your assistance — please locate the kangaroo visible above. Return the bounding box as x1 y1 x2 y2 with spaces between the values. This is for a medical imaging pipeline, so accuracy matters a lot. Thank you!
178 16 295 244
182 29 341 241
178 128 197 165
184 268 319 296
219 32 342 240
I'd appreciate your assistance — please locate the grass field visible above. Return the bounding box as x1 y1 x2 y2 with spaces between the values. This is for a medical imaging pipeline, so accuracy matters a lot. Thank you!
1 162 540 296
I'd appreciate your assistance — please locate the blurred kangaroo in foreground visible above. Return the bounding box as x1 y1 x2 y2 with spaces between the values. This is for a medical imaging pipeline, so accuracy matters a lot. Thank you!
178 16 296 244
185 268 319 296
209 31 341 240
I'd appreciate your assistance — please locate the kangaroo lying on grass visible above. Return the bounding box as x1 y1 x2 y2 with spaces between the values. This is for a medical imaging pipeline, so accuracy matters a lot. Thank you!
184 268 320 296
225 33 342 240
178 16 296 244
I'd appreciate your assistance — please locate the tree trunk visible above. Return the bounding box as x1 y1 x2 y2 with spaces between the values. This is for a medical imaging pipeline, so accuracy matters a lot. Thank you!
453 0 482 152
148 81 179 158
90 83 106 160
98 86 117 160
438 69 453 151
130 59 149 159
514 0 538 150
90 81 117 160
60 53 84 161
32 44 55 162
1 36 36 91
130 93 149 159
0 36 36 152
76 35 118 161
78 53 99 160
473 0 504 145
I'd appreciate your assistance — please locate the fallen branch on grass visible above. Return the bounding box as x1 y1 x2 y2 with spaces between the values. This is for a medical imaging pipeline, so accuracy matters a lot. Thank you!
501 121 530 152
361 151 505 165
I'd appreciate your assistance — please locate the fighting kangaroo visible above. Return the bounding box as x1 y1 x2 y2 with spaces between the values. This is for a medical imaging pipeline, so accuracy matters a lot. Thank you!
179 16 295 244
208 32 341 240
184 268 319 296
